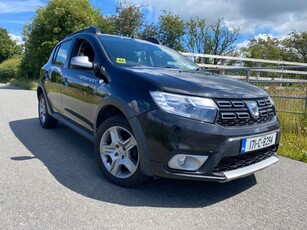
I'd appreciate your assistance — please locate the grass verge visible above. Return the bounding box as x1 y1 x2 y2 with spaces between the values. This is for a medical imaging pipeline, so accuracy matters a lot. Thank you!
278 113 307 162
8 78 38 90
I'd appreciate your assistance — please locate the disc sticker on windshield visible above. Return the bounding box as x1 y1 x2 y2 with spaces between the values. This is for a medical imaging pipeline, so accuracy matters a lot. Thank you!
116 58 126 64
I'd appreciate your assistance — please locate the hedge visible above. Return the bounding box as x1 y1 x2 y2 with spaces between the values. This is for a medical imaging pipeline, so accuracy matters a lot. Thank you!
0 58 21 82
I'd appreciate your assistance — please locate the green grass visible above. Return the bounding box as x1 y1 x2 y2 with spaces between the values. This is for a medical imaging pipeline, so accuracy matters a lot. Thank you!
254 84 307 162
277 113 307 162
8 78 38 90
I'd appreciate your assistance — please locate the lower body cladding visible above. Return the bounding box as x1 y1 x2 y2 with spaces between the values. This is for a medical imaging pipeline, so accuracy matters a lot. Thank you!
136 109 280 182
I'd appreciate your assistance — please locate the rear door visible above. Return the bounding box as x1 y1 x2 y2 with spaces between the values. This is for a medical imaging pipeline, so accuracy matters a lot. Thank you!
44 40 72 114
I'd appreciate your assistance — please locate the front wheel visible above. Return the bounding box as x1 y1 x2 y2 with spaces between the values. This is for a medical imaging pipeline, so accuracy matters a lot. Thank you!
94 115 149 187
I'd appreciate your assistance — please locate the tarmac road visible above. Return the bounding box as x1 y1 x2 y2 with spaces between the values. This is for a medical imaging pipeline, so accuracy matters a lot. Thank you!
0 83 306 230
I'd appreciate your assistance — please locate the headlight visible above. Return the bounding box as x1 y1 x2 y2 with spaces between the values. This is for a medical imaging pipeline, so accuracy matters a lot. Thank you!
150 91 218 123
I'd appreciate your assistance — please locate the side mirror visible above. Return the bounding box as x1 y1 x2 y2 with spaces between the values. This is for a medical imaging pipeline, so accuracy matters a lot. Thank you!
71 56 101 74
71 56 93 69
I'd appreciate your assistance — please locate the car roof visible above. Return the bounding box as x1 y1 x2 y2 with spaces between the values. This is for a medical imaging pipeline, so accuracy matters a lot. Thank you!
62 26 161 45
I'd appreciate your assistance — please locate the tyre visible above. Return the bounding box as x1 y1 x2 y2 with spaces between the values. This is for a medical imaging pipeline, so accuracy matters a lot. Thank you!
38 93 58 128
94 115 149 187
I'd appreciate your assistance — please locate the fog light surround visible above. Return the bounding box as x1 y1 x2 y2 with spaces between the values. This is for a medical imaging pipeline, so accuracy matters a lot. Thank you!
168 154 208 171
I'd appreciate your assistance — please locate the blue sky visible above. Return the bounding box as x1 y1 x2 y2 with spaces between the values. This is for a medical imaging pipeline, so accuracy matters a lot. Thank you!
1 0 307 47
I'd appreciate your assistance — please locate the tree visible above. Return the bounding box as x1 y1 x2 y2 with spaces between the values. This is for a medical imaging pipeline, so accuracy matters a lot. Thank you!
19 0 102 78
185 17 208 63
241 32 307 65
244 35 283 59
110 1 144 37
98 16 116 34
205 18 239 64
282 31 307 63
139 23 158 38
158 11 185 50
186 17 207 54
0 28 22 63
241 35 286 66
185 18 239 64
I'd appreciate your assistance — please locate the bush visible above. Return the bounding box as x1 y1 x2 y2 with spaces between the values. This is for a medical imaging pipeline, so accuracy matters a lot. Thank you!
20 0 101 79
0 58 21 82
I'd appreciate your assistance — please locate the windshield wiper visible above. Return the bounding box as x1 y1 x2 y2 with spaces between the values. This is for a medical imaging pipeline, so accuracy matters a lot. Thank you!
179 68 201 73
155 65 177 69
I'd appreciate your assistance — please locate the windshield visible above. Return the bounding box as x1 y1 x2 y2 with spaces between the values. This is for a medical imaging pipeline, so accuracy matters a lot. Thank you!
99 36 199 70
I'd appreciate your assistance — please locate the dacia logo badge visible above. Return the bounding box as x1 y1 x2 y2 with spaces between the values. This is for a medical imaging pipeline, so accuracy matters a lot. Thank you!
246 101 259 119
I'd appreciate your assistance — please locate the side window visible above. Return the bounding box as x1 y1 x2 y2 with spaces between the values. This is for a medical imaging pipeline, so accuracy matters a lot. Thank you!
53 40 72 66
73 39 95 63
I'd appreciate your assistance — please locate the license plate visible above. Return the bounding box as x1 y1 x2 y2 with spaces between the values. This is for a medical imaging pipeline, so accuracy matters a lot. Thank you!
240 132 277 153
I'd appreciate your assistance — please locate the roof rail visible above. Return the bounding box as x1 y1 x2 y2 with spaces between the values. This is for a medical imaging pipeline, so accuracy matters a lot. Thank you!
65 26 101 38
142 37 162 45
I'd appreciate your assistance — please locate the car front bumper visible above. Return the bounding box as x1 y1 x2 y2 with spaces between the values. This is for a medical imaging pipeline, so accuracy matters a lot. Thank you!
135 109 280 182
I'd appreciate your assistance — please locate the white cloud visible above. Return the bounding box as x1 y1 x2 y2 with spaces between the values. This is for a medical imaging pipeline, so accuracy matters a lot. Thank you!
236 40 250 49
126 0 307 36
9 33 23 45
0 0 44 13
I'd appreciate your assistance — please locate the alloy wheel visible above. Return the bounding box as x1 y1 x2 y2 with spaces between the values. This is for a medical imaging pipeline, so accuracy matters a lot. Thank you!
99 126 139 178
39 97 46 124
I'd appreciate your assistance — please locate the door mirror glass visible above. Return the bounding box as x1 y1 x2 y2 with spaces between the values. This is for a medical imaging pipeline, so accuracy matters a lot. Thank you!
71 56 93 69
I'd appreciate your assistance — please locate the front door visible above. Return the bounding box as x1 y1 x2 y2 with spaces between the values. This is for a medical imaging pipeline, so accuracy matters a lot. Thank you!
62 39 100 132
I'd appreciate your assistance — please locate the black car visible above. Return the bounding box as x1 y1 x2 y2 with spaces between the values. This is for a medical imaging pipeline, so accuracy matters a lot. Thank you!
37 27 280 187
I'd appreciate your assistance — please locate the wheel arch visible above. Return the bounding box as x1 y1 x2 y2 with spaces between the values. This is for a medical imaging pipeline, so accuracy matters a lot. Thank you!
37 86 43 99
96 105 125 132
94 96 136 133
36 81 58 120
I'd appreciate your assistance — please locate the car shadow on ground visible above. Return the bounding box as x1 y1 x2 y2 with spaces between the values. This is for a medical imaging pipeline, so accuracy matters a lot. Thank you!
9 118 257 208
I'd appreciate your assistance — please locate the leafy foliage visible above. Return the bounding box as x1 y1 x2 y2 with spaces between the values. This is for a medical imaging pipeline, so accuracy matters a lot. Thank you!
158 11 185 51
98 16 115 34
241 31 307 65
241 35 284 66
0 28 22 63
110 1 143 37
208 18 239 60
0 58 21 82
19 0 102 79
185 18 239 64
139 23 159 38
282 31 307 63
186 17 208 54
246 36 282 59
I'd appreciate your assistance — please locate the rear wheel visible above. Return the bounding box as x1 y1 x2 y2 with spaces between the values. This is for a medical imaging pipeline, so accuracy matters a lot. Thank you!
94 115 149 187
38 94 58 128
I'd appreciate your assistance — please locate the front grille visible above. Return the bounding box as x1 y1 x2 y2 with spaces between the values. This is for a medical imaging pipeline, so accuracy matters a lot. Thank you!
215 98 275 127
213 146 276 173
